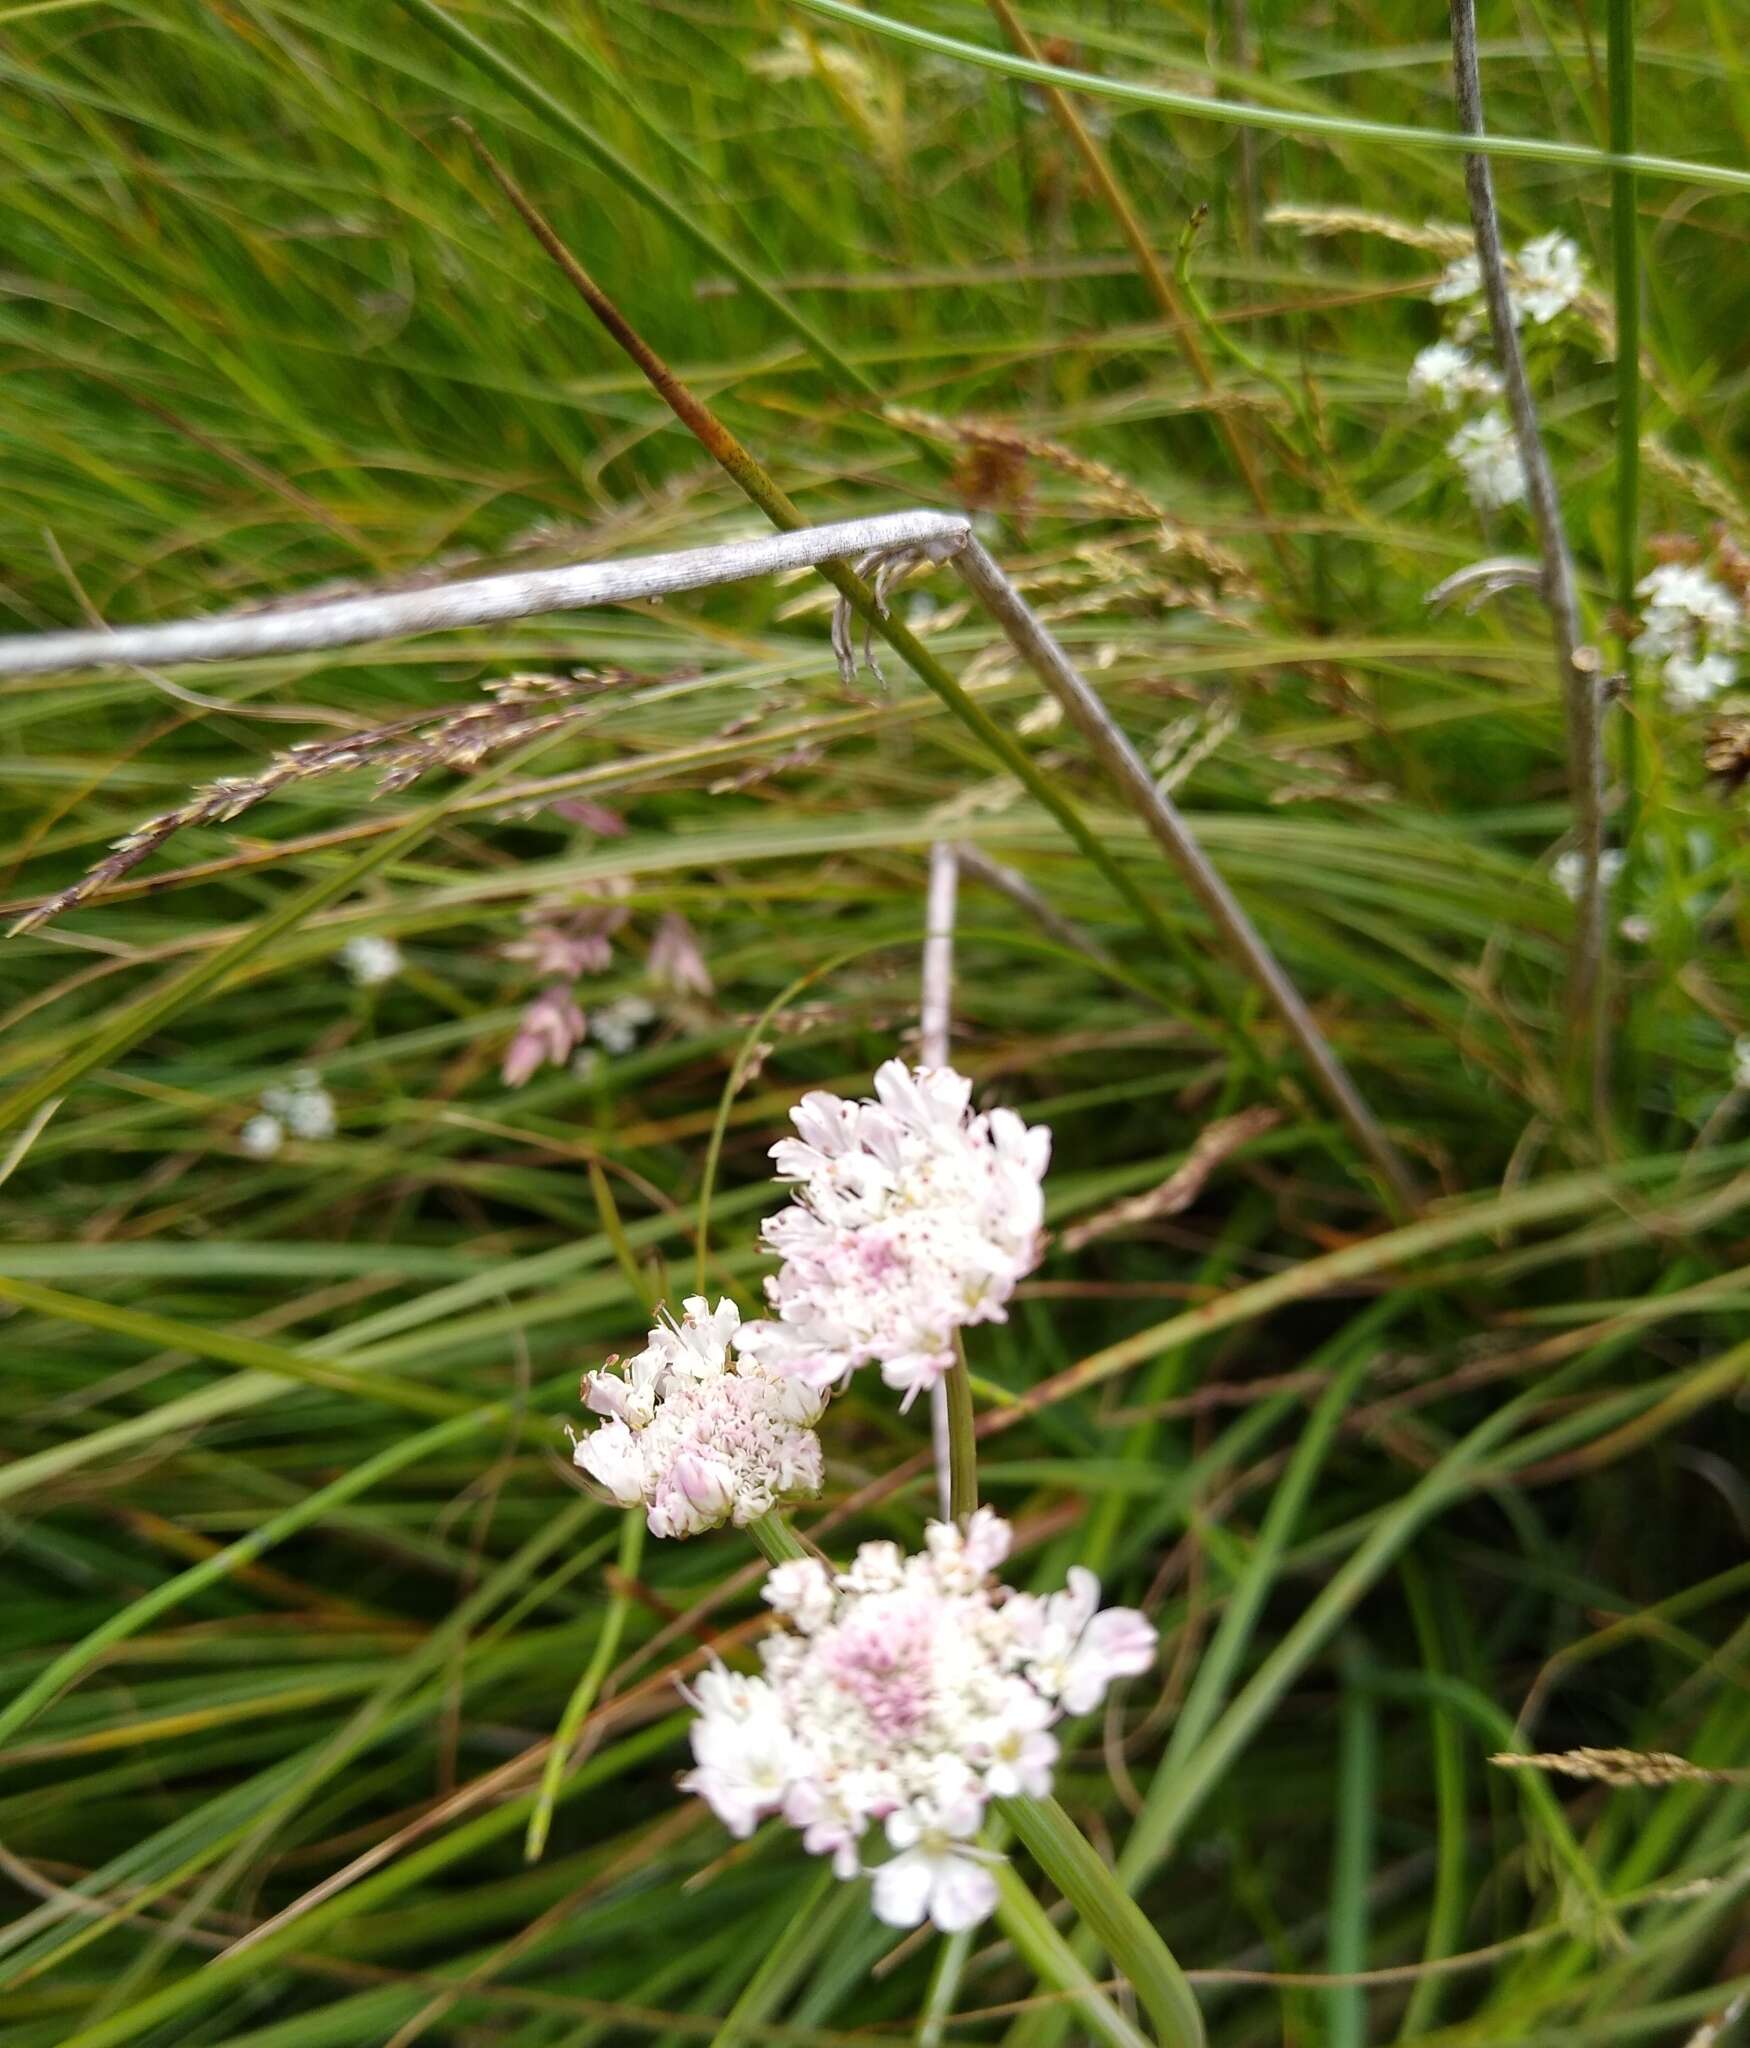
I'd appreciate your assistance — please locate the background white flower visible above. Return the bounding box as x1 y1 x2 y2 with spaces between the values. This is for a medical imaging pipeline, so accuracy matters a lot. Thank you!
239 1112 284 1159
1633 563 1742 710
340 933 402 987
1408 341 1500 411
1553 848 1626 902
261 1070 336 1141
1446 409 1526 510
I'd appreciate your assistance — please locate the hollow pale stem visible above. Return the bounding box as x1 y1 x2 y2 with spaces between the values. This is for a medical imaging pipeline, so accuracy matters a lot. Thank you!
999 1793 1205 2048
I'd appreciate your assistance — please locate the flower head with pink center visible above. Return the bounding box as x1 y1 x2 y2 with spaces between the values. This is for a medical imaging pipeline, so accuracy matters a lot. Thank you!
737 1061 1050 1408
573 1297 825 1538
680 1511 1154 1932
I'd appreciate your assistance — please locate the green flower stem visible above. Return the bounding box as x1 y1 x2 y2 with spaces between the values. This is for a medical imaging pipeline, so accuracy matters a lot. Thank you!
525 1507 645 1861
709 1862 852 2048
999 1794 1205 2048
990 1858 1153 2048
944 1339 979 1525
748 1510 812 1568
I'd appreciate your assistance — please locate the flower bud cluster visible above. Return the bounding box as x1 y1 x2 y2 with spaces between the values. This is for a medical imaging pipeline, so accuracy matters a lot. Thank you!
573 1298 825 1538
739 1061 1050 1407
682 1511 1156 1932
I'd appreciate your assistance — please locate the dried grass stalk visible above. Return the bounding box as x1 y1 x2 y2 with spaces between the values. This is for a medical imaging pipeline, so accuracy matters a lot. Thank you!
1489 1747 1750 1789
13 670 643 934
1264 203 1475 256
1059 1106 1282 1252
882 404 1254 590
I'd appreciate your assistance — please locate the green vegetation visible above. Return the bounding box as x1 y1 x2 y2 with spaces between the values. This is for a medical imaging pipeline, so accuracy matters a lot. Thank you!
0 3 1745 2043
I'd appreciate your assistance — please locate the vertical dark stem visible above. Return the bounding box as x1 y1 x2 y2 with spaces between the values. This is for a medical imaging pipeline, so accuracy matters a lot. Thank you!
1450 0 1609 1121
1608 0 1641 842
953 537 1421 1219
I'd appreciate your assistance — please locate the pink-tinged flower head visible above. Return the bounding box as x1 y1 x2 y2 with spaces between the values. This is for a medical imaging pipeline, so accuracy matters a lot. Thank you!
502 985 586 1087
740 1061 1050 1408
572 1297 824 1537
680 1514 1154 1933
648 911 713 997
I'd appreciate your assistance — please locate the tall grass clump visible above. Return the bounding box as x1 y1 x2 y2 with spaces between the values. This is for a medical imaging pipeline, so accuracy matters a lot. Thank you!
0 5 1745 2046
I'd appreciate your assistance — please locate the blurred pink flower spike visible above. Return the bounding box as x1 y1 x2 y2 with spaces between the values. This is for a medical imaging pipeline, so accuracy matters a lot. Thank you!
504 923 615 979
551 796 628 835
648 911 713 997
502 984 587 1086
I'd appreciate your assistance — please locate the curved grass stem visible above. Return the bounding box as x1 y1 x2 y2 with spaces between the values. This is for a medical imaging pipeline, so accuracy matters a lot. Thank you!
524 1507 644 1862
1000 1794 1205 2048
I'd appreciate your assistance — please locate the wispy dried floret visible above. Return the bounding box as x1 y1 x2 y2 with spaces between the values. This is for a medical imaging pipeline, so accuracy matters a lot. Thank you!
13 669 645 934
1490 1747 1748 1789
1704 715 1750 791
682 1511 1155 1931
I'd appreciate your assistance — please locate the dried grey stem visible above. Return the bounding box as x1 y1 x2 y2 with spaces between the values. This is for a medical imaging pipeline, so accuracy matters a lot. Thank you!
9 504 1410 1221
1058 1105 1281 1252
0 512 971 679
955 844 1121 978
953 535 1419 1216
920 842 958 1069
1683 1988 1749 2048
1426 556 1543 614
1451 0 1608 1095
920 839 959 1519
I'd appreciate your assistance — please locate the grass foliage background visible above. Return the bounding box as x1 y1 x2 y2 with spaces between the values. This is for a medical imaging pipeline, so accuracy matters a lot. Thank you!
1 2 1747 2042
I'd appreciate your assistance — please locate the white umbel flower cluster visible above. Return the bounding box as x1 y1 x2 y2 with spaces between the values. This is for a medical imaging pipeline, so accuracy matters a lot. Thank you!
1417 231 1587 512
682 1511 1156 1933
1445 409 1527 511
1552 847 1626 901
739 1062 1050 1409
574 1298 825 1538
241 1069 337 1156
340 933 402 987
1429 231 1586 336
1407 340 1502 412
1633 563 1743 709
